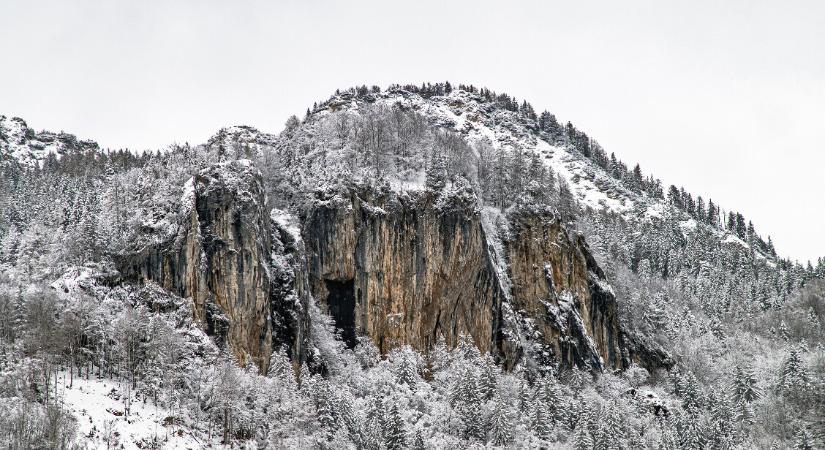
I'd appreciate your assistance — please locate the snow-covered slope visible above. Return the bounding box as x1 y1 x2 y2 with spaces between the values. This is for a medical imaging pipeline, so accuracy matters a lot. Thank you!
204 88 645 216
365 89 639 214
57 373 205 450
286 87 773 262
2 84 776 265
205 125 279 157
0 115 99 168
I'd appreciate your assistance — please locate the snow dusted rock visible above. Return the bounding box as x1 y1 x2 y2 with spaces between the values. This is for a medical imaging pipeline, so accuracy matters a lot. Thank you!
0 115 99 168
502 206 623 371
301 182 633 371
99 85 676 373
269 209 312 365
117 159 274 370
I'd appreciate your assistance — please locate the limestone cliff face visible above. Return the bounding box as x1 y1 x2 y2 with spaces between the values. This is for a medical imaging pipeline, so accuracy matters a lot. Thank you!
301 186 627 371
503 208 623 370
116 164 647 373
301 186 503 355
117 160 273 369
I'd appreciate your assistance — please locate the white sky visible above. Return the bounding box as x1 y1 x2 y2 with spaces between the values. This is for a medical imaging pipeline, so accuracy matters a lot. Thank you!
2 0 824 263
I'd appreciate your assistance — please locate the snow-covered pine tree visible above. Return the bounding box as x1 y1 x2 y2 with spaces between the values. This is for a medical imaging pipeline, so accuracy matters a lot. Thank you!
384 401 407 450
314 382 338 437
411 429 426 450
518 380 533 416
780 347 808 391
593 403 626 450
531 392 553 440
425 151 448 192
731 364 761 404
267 348 297 390
572 418 594 450
675 408 706 450
540 376 563 425
793 425 815 450
460 373 484 441
479 354 499 401
489 395 513 446
395 347 419 389
707 390 736 447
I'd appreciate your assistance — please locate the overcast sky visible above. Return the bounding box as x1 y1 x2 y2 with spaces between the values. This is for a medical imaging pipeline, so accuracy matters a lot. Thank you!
2 0 823 262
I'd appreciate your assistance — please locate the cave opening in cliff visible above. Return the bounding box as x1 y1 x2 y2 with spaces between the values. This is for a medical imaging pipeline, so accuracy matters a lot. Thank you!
325 279 357 348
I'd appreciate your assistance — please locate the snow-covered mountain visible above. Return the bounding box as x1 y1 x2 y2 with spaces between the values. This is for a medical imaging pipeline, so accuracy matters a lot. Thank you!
0 86 780 268
316 87 649 214
1 83 823 449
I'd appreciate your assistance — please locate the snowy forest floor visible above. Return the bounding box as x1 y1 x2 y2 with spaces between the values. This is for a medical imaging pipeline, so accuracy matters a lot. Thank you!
55 372 209 449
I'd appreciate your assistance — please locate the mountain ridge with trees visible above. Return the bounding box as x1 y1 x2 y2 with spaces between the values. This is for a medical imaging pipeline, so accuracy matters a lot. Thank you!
1 83 824 448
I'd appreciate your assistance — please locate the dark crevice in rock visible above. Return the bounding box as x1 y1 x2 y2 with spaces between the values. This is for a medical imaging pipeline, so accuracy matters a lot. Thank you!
325 279 356 348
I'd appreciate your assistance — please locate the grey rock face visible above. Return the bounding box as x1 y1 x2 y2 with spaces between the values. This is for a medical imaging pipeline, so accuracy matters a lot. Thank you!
117 162 663 373
118 160 273 370
301 186 635 371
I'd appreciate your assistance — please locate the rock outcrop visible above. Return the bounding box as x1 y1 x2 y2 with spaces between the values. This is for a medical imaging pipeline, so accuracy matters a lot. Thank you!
116 162 650 373
269 211 312 365
301 185 503 355
301 185 628 371
117 160 273 369
1 115 99 168
503 208 623 370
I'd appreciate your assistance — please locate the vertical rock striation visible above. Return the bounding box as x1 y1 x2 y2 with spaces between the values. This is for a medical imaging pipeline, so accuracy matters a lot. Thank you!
117 163 656 373
118 160 273 370
269 211 312 365
503 207 623 371
302 185 503 355
301 185 628 371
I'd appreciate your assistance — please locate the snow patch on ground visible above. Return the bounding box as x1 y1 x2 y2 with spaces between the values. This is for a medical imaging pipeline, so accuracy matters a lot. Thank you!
480 206 513 302
56 373 206 449
180 177 196 209
679 219 698 231
722 233 749 249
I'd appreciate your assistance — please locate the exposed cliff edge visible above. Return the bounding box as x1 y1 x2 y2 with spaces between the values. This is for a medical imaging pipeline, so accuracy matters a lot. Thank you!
114 160 662 373
301 183 505 359
301 183 636 372
116 160 275 369
501 208 623 370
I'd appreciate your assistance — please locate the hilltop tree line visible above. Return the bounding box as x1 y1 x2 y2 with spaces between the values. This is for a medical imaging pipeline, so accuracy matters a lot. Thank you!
308 83 783 262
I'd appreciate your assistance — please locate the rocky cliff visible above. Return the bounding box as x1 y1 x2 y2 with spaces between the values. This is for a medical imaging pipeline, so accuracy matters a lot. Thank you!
117 160 274 369
503 208 623 370
301 184 503 356
301 184 628 371
1 115 99 168
115 161 646 373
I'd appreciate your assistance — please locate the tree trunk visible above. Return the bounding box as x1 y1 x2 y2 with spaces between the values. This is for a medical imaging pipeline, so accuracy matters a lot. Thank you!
223 408 229 444
44 363 50 405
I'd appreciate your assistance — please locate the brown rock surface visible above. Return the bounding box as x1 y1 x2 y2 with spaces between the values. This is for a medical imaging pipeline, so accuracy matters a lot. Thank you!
302 186 503 355
118 160 272 370
504 208 623 370
302 186 626 371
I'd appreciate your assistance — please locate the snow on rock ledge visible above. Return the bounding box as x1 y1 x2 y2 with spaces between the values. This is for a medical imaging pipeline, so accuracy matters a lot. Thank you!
116 159 273 371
